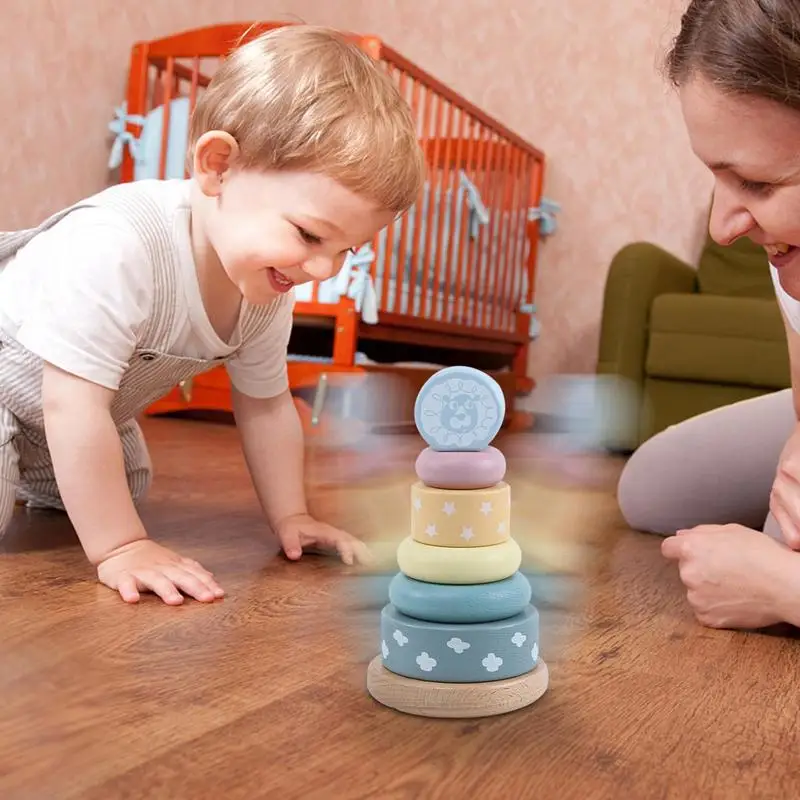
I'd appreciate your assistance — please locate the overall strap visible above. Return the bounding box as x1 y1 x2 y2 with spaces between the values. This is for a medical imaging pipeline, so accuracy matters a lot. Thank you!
240 292 291 343
0 204 95 263
88 188 179 348
3 185 180 351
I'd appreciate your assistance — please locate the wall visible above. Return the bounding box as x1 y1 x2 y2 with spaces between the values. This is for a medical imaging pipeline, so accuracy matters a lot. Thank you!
0 0 713 378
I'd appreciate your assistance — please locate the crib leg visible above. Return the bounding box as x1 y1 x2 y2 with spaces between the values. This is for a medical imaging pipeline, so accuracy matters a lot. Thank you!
311 373 329 426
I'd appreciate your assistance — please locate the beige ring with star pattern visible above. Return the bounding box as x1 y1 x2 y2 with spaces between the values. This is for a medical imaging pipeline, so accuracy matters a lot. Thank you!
410 481 511 547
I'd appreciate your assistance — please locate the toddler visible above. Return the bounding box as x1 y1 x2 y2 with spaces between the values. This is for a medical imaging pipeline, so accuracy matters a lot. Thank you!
0 25 425 606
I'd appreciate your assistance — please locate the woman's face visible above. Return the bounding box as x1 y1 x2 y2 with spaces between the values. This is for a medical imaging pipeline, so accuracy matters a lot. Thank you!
680 76 800 299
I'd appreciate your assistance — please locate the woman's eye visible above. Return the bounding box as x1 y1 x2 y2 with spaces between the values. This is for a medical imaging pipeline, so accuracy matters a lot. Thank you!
739 179 773 196
298 227 322 245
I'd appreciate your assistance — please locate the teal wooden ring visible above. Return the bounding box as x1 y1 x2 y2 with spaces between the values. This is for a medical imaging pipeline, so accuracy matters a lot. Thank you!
388 571 532 623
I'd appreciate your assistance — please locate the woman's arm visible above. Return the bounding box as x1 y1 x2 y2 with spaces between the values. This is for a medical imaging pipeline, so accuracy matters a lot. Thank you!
779 307 800 420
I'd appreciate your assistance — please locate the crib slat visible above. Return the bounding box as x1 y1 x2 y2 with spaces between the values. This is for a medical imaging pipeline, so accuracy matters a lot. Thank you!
408 84 434 318
184 57 201 179
158 59 175 181
447 111 474 324
492 142 516 331
478 132 501 330
379 63 400 316
150 58 212 88
396 72 418 316
420 95 445 319
431 101 456 321
120 44 150 183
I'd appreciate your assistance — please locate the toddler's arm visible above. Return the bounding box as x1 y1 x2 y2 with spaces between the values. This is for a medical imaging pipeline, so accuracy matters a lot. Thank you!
42 363 148 561
41 362 224 604
232 386 369 564
231 387 308 529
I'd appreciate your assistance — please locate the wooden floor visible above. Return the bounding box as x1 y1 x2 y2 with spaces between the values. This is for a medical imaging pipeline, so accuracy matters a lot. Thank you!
1 416 799 799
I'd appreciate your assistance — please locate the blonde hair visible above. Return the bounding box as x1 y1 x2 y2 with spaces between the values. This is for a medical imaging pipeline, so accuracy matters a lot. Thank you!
189 24 426 213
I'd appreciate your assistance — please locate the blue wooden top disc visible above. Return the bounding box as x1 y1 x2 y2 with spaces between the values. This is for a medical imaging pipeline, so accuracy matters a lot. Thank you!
414 366 505 451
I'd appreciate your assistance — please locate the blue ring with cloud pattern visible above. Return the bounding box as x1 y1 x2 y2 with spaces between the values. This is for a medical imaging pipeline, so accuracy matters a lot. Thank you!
380 603 540 683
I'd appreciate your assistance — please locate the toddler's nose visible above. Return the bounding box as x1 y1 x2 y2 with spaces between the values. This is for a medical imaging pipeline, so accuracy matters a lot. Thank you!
302 255 338 281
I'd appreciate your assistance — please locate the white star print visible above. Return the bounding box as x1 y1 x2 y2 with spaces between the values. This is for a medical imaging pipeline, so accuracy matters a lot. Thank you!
460 527 474 541
480 502 493 516
413 496 422 511
425 523 438 537
442 501 456 516
497 521 506 533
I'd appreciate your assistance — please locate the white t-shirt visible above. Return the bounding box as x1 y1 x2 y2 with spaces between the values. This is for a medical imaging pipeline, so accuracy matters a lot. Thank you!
769 264 800 333
0 179 293 398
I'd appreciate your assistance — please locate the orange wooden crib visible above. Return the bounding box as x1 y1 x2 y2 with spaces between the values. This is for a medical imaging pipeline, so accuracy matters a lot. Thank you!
111 22 555 431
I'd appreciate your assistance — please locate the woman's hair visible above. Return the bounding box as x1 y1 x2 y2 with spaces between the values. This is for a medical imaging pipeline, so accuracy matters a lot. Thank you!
665 0 800 109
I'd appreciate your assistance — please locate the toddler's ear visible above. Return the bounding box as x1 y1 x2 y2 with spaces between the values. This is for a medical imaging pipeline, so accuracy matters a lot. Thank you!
192 131 240 196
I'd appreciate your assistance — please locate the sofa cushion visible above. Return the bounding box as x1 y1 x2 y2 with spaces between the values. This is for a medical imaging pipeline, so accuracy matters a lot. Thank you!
645 293 790 389
696 234 773 298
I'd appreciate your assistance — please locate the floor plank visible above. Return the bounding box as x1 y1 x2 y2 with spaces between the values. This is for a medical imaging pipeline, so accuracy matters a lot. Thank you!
0 417 798 799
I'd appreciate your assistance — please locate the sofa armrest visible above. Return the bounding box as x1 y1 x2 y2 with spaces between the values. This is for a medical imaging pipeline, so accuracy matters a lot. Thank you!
597 242 698 385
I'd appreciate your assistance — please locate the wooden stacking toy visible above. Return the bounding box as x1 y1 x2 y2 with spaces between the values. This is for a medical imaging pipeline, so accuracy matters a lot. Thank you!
366 366 549 718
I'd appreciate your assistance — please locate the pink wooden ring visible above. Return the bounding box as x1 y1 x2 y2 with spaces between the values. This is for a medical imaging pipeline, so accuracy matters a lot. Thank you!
415 446 506 489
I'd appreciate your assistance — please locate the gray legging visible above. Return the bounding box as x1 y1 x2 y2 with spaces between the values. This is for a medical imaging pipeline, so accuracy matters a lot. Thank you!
617 388 796 540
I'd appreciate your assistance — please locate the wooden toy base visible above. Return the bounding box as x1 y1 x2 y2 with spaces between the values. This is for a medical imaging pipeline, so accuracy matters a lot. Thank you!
366 655 549 718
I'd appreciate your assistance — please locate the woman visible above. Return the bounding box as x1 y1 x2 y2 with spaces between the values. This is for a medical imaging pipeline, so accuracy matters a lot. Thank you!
619 0 800 630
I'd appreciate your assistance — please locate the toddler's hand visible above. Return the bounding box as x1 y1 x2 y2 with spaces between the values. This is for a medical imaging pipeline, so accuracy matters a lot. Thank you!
96 539 225 605
275 513 372 566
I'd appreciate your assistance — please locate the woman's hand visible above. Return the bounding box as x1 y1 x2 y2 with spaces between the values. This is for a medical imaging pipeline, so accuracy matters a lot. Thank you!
770 424 800 548
661 524 797 629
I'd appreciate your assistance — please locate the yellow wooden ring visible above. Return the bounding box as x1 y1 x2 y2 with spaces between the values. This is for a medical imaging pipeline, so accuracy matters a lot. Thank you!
396 536 522 584
411 481 511 547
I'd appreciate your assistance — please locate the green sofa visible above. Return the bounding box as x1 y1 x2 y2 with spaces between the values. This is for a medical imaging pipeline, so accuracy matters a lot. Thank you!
596 233 790 451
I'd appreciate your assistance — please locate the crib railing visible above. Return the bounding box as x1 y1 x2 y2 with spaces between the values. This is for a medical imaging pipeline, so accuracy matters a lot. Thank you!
371 41 544 341
120 23 544 356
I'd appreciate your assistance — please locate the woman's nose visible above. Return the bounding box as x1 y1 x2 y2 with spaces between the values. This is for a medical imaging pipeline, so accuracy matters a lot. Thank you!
708 186 756 246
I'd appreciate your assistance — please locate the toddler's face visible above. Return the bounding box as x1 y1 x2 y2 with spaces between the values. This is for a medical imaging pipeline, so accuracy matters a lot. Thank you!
680 76 800 300
204 169 395 305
